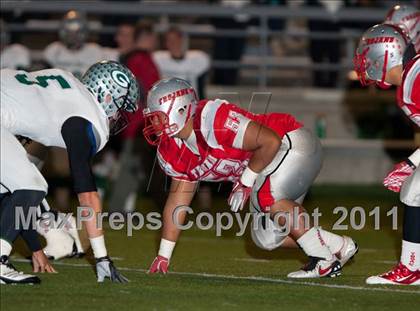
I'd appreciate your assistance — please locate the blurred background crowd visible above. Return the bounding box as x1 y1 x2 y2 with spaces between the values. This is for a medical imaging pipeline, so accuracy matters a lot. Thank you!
1 0 419 214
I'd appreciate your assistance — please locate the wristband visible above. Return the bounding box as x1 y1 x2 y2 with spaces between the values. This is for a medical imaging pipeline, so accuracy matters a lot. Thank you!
408 149 420 167
158 238 176 260
240 167 259 187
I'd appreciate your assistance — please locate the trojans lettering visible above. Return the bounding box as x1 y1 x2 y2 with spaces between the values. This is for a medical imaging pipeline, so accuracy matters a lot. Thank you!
365 36 395 45
159 88 195 105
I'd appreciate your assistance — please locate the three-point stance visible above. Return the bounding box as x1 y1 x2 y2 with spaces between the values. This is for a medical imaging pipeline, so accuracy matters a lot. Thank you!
0 61 139 284
143 78 358 278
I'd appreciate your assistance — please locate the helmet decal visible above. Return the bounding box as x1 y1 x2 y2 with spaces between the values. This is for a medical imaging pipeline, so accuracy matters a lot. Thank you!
143 78 198 145
353 23 409 88
111 70 130 88
82 60 140 135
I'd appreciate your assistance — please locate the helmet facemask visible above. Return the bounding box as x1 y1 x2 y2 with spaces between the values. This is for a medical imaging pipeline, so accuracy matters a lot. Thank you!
354 47 391 89
353 24 408 90
82 60 140 136
98 82 137 136
143 98 194 146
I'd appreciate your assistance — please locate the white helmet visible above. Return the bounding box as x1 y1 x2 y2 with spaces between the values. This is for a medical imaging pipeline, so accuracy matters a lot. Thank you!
353 23 410 88
143 78 198 145
385 4 419 43
82 60 140 135
59 10 88 49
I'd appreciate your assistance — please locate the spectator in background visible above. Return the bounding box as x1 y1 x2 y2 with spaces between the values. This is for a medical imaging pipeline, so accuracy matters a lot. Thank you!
114 23 136 59
211 0 251 85
121 20 160 98
306 0 343 88
0 19 30 70
153 26 212 210
43 10 113 79
153 26 210 99
109 20 165 215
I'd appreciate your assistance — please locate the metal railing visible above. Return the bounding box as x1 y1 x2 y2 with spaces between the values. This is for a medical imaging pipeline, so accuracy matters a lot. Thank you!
2 1 390 87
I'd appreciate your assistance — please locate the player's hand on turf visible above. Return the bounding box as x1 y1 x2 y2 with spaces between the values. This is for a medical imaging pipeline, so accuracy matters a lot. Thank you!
228 181 252 212
96 256 128 283
383 160 415 192
149 255 169 274
32 250 57 273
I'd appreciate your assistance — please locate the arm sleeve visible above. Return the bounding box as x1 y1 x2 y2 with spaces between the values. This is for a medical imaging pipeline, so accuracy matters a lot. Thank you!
61 117 99 194
211 103 252 149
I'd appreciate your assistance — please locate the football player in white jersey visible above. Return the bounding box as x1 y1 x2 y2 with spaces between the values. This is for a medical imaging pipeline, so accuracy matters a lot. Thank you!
42 10 117 244
43 10 114 79
0 60 140 284
0 19 31 70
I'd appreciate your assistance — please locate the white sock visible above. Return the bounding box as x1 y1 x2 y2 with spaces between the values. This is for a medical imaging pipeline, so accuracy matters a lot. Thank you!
400 240 420 271
297 227 334 261
158 239 176 260
89 235 107 258
0 239 12 257
318 228 344 254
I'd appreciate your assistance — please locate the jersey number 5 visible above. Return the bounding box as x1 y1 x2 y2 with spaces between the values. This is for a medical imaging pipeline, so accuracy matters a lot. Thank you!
15 73 71 89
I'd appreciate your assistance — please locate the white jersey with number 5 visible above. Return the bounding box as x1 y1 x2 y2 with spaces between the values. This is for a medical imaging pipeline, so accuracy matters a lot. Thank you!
0 68 109 150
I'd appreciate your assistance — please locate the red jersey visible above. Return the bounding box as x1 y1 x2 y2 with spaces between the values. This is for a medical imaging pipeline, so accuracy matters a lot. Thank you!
157 99 302 182
397 55 420 127
123 49 160 139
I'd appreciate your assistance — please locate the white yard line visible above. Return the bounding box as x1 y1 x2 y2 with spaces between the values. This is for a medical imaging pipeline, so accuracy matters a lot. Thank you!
11 258 420 295
233 258 272 263
375 260 399 265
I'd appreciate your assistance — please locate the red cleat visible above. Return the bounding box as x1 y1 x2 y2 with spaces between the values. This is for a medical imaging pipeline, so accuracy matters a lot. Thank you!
366 262 420 285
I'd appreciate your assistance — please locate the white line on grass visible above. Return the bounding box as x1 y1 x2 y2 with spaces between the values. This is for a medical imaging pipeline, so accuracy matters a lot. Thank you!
11 258 420 295
375 260 398 265
233 258 272 263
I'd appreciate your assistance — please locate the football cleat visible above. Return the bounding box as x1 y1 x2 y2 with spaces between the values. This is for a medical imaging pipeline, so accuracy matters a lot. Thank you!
366 263 420 285
95 256 128 283
287 256 342 279
0 256 41 285
336 236 358 267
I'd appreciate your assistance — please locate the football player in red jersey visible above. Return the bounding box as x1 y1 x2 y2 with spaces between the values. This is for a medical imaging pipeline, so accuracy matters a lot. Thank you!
354 23 420 285
385 4 419 52
142 77 358 278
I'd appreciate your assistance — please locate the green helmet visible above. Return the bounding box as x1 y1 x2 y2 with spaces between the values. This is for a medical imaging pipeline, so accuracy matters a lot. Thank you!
82 60 140 135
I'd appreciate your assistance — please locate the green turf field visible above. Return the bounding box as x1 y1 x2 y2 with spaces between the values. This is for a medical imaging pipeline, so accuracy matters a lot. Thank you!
1 186 419 311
